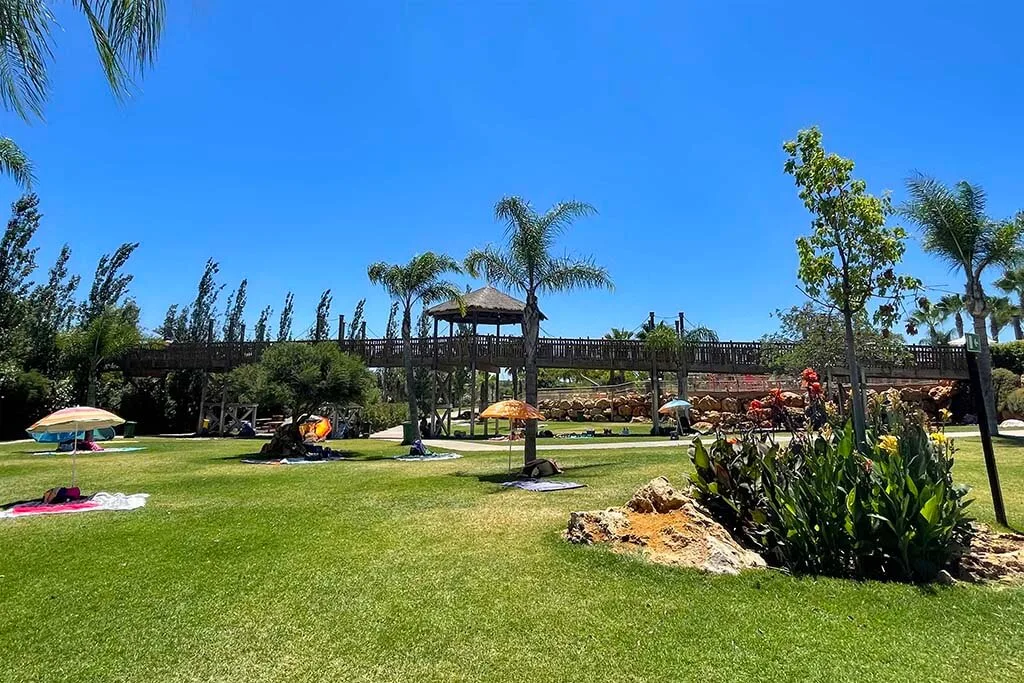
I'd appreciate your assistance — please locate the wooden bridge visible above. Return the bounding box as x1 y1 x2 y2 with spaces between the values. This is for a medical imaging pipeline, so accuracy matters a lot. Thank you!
122 336 968 380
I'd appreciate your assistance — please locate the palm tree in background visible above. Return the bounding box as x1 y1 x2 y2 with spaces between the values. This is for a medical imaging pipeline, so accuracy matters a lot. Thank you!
987 296 1018 343
0 1 165 185
935 294 966 338
907 306 951 346
902 175 1024 434
994 267 1024 340
603 328 635 385
368 253 463 443
465 196 612 464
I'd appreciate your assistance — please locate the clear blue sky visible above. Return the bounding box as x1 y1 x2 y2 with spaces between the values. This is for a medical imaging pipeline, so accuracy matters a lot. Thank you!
5 1 1023 341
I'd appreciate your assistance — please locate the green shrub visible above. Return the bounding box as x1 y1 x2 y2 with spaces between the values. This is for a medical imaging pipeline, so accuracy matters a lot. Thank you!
689 411 973 582
992 367 1020 410
991 340 1024 375
1003 388 1024 417
364 402 408 432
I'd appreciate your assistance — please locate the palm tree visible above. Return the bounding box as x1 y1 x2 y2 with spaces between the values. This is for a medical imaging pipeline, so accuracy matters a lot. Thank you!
603 327 634 341
0 1 165 185
902 175 1024 434
935 293 966 338
987 296 1018 343
994 267 1024 340
465 196 612 463
368 253 463 443
907 306 951 346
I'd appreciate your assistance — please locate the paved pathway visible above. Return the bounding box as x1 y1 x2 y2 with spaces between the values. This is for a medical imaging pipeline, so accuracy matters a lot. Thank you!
369 428 1024 453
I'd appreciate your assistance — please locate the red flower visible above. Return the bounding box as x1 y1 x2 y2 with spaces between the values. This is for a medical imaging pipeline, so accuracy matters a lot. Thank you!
749 399 763 410
801 368 819 384
863 458 874 474
808 381 823 397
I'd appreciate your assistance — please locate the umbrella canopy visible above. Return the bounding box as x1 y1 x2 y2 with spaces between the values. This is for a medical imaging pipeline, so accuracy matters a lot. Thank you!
28 407 125 434
479 400 545 421
658 398 693 415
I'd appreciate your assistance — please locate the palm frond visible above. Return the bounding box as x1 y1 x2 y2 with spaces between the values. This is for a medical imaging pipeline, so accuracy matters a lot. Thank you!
72 0 165 101
0 0 53 120
538 200 597 239
682 325 718 343
464 247 527 292
0 136 34 186
537 256 613 294
902 173 975 273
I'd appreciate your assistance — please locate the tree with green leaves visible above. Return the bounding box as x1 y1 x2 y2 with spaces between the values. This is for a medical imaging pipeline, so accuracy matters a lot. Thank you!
348 298 366 340
0 0 165 186
603 327 634 384
987 296 1018 343
902 175 1024 434
186 258 221 343
784 127 919 445
368 253 463 442
465 196 612 463
24 244 80 373
995 267 1024 341
82 242 139 324
906 302 951 346
935 294 966 338
157 303 187 341
761 303 912 376
312 289 332 341
262 342 371 422
254 305 272 343
222 279 248 342
60 304 143 406
0 194 41 366
278 292 294 342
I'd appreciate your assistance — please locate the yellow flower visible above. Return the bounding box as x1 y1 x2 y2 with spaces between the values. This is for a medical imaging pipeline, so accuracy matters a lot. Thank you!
878 435 899 455
930 431 947 445
938 408 952 424
820 424 833 440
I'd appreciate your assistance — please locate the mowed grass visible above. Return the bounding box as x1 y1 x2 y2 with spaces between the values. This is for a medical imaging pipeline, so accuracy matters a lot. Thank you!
1 435 1023 682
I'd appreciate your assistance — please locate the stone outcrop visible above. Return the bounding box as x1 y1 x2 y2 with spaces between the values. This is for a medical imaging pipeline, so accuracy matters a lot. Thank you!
565 477 767 575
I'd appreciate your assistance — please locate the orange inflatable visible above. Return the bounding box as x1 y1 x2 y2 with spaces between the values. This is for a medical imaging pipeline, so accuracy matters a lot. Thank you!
298 415 332 441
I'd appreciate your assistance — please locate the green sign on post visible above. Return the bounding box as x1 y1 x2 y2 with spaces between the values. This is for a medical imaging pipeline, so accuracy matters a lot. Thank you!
965 332 980 353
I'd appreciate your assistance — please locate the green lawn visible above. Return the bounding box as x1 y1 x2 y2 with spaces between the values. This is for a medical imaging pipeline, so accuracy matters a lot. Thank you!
1 435 1023 682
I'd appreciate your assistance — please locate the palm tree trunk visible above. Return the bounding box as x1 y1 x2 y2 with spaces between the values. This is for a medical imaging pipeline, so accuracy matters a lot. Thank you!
973 312 1000 435
1014 315 1023 341
990 314 999 343
842 309 867 446
955 312 964 338
402 306 419 444
523 293 540 464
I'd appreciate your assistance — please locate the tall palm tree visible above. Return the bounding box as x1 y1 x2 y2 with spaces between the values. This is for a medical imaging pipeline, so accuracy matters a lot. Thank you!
935 293 966 338
902 175 1024 434
994 267 1024 340
603 327 634 341
0 0 165 185
465 196 612 463
987 296 1018 343
368 253 463 443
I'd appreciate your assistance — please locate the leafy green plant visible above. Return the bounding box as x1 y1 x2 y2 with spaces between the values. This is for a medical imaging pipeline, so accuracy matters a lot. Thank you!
991 367 1020 410
689 407 974 581
991 341 1024 375
1003 388 1024 418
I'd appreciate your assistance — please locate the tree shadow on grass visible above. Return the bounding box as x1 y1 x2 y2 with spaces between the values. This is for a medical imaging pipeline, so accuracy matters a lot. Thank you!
450 461 619 486
215 451 361 462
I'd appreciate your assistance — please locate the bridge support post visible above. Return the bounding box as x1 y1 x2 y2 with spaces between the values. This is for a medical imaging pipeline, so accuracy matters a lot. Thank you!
430 318 439 436
447 322 454 436
338 314 345 342
469 321 477 436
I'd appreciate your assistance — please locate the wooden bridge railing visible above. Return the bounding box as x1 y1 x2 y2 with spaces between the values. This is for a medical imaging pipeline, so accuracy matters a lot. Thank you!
122 335 969 379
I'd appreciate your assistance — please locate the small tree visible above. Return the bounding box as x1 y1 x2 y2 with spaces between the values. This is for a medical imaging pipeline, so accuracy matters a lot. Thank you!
60 305 143 406
277 292 294 342
783 127 919 445
254 306 273 343
368 253 463 443
187 258 222 343
348 298 366 340
312 289 332 341
994 268 1024 341
935 294 966 338
82 242 140 324
222 279 248 342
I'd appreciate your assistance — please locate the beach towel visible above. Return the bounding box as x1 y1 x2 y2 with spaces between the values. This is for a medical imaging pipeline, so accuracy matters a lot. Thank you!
393 453 462 462
501 479 585 492
0 492 149 519
241 455 350 465
30 446 146 455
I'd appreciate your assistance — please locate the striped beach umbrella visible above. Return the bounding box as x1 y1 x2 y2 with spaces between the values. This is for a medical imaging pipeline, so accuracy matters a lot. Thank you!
27 407 126 486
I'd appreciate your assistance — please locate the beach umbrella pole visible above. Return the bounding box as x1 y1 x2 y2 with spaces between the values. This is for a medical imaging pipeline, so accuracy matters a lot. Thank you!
71 420 78 487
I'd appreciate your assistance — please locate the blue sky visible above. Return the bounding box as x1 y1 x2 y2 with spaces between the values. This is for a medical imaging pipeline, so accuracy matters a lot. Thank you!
4 1 1023 341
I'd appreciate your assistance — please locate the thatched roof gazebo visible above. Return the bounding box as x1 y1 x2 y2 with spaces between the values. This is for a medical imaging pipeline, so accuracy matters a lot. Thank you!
425 285 538 438
426 285 543 326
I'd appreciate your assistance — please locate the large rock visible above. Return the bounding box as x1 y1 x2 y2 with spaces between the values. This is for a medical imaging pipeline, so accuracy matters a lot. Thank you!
720 397 738 413
1000 419 1024 429
596 398 612 410
618 404 633 417
627 476 687 513
780 391 805 408
691 421 715 434
565 478 766 575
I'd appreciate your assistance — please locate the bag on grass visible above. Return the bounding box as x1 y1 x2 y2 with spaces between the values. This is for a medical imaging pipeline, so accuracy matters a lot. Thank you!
521 458 563 478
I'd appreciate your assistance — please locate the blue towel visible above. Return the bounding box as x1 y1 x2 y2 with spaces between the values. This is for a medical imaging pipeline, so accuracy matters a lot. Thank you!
501 479 585 492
